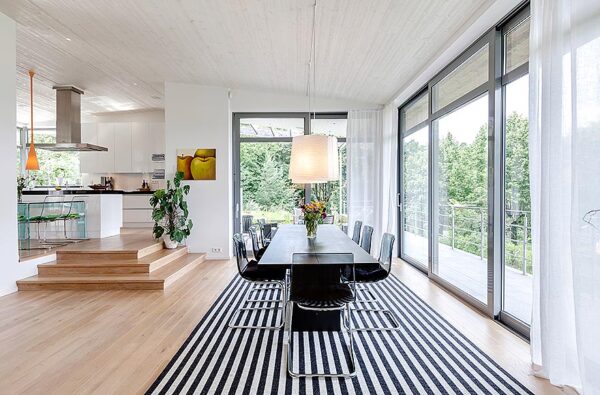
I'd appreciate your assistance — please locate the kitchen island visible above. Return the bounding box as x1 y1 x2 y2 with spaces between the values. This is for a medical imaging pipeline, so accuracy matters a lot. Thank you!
22 189 128 238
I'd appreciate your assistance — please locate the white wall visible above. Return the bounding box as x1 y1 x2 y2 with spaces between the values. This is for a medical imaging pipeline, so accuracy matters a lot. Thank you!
0 12 38 296
164 83 378 260
164 83 232 259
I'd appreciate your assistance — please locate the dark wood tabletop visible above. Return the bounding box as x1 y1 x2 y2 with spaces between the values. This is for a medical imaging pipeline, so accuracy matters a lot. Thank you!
259 224 379 266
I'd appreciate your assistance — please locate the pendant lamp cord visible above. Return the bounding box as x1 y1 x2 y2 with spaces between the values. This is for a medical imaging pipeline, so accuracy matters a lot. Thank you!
29 70 34 145
307 1 317 130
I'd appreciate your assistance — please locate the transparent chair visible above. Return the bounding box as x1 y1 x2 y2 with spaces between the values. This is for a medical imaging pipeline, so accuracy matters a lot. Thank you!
228 233 287 330
285 253 357 378
348 233 400 331
249 225 266 260
359 225 374 254
351 220 362 244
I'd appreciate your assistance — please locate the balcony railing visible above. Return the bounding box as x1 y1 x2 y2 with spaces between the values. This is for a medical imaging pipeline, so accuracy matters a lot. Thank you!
402 203 531 275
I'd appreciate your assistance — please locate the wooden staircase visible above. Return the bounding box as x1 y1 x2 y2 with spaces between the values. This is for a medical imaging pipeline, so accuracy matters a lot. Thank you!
17 233 206 291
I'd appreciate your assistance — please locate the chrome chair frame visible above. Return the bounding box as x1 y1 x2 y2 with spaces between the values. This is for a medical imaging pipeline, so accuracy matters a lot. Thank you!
349 233 401 331
284 253 357 378
229 279 286 330
228 234 287 330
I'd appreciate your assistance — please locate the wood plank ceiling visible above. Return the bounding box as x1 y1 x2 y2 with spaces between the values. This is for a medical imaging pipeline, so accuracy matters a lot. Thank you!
0 0 493 125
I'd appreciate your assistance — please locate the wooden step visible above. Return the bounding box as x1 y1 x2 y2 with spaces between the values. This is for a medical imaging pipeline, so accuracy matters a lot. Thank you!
56 233 163 261
17 253 206 291
37 247 188 276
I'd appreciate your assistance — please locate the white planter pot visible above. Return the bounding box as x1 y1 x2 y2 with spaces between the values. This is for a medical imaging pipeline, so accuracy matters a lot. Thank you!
163 237 178 249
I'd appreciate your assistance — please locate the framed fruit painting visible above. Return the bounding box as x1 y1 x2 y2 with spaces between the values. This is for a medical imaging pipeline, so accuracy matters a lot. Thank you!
176 149 216 180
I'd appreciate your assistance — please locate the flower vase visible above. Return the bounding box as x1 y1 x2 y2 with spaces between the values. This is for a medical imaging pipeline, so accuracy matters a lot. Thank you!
305 218 318 239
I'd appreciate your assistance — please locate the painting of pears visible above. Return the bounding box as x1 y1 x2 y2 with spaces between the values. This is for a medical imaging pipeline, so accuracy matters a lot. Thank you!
176 148 216 180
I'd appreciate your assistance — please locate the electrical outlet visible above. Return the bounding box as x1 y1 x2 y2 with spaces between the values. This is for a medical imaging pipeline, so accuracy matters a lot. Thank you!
211 247 223 253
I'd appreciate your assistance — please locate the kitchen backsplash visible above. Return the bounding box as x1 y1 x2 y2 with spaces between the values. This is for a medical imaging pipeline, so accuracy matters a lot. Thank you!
82 173 165 191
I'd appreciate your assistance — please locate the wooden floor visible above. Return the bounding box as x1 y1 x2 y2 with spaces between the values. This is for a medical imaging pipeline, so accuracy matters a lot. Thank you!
0 258 559 394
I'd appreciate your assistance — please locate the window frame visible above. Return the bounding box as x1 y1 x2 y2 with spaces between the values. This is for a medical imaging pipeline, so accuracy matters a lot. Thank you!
232 112 348 234
398 89 429 271
498 4 531 339
397 1 531 339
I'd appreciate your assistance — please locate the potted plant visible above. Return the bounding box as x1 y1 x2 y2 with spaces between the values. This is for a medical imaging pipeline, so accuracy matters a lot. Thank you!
54 167 66 188
300 200 327 239
17 175 30 203
150 172 193 249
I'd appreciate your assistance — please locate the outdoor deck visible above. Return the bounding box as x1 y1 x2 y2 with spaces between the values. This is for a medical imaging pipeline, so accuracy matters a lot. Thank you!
403 232 532 323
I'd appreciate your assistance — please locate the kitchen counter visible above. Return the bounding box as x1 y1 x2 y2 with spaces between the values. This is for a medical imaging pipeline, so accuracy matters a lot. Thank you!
23 189 155 195
21 193 123 238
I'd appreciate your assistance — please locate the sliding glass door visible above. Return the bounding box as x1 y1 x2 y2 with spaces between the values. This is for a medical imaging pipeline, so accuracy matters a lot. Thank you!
432 94 489 304
400 94 429 269
501 13 532 331
397 5 531 337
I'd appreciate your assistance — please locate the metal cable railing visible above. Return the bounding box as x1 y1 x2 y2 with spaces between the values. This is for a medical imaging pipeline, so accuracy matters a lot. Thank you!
402 203 531 275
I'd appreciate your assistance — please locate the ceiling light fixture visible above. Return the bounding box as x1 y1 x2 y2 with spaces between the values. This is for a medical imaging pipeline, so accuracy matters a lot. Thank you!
25 70 39 171
289 0 339 187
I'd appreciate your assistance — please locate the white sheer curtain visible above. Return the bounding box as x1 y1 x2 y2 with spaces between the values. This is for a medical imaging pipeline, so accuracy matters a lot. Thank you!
347 107 397 256
529 0 600 393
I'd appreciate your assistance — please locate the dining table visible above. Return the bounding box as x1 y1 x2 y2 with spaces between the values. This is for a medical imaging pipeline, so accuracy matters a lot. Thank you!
259 224 379 331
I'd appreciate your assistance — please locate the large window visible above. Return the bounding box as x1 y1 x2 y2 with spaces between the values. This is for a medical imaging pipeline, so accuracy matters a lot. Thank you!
233 113 347 232
398 5 531 337
433 94 489 302
16 128 81 186
502 14 531 326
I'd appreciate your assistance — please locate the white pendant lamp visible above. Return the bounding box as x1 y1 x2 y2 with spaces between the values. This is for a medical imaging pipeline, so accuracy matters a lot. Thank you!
289 134 338 184
289 0 339 185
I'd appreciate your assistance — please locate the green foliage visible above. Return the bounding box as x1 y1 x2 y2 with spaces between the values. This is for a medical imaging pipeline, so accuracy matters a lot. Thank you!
403 113 532 274
240 143 303 213
20 133 81 186
240 142 347 225
150 172 193 243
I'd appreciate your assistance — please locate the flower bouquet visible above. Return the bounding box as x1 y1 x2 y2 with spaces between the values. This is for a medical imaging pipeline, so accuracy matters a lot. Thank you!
300 200 327 239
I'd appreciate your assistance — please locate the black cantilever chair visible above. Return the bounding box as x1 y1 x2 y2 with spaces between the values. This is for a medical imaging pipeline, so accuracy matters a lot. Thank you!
347 232 400 331
359 225 374 254
229 233 287 330
351 220 362 244
285 253 357 378
249 225 266 260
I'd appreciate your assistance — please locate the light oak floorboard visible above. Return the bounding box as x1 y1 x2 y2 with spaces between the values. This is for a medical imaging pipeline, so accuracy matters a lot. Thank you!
0 258 559 394
391 259 560 395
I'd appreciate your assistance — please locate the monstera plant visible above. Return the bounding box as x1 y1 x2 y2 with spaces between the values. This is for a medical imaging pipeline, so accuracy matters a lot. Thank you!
150 172 193 248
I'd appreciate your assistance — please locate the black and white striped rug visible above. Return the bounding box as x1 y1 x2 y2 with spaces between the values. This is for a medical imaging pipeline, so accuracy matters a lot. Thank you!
147 274 532 394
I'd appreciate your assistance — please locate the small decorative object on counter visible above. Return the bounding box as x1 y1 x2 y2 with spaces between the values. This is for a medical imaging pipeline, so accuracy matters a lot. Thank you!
139 179 151 192
300 200 327 239
17 175 30 203
150 172 193 249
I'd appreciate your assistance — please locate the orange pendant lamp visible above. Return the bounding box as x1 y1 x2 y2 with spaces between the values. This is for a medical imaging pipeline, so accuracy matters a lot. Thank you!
25 70 40 171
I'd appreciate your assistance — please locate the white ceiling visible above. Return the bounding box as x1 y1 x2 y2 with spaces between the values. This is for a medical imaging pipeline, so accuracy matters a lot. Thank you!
0 0 494 125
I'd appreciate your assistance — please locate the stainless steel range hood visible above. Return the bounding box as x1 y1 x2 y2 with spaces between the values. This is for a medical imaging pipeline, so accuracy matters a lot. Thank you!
36 86 108 152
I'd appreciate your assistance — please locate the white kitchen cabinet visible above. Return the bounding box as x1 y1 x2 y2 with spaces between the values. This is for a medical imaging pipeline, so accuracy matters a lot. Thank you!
131 122 150 173
79 121 164 174
96 123 115 173
113 122 132 173
123 194 154 228
150 122 165 160
79 123 98 173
